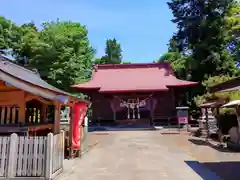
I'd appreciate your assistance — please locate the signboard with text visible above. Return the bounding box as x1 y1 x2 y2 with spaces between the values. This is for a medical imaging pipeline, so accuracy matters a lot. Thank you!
176 107 189 124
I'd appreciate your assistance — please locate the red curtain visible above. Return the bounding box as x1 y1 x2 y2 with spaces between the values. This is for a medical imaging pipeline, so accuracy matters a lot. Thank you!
72 103 87 149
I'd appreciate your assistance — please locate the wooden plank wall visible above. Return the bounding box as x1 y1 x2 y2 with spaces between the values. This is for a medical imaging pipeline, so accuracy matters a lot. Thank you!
0 90 24 124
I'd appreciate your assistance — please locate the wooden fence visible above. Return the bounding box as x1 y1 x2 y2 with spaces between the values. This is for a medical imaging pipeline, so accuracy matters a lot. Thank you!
0 131 64 180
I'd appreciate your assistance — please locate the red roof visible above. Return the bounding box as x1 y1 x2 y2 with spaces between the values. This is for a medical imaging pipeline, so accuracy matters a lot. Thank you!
72 63 198 93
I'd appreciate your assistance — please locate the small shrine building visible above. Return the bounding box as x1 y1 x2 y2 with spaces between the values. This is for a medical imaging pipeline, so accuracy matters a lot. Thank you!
0 55 88 136
72 63 198 125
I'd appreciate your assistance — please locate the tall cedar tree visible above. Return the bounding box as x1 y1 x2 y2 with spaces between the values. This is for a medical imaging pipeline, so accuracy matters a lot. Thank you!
101 38 122 64
168 0 236 81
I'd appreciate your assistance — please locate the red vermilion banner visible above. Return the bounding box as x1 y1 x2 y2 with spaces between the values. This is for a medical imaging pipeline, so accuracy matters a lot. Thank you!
72 103 87 149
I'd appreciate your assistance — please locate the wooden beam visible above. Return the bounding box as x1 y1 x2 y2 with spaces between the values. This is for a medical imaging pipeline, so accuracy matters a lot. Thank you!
28 123 54 132
25 94 52 105
25 94 38 102
67 96 89 107
54 102 61 134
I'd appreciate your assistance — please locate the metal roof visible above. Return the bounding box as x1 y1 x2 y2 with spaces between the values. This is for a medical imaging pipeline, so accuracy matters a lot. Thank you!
72 63 198 93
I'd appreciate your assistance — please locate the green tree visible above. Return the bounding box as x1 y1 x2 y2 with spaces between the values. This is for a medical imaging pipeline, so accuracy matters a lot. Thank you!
102 38 122 64
11 22 40 65
31 21 95 91
226 1 240 60
158 36 192 79
121 61 131 64
1 19 95 92
0 16 21 55
168 0 236 81
93 57 106 65
227 1 240 38
158 51 190 79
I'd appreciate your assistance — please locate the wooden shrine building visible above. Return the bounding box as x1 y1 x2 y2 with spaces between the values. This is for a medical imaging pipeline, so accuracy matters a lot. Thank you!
0 55 88 136
72 63 198 126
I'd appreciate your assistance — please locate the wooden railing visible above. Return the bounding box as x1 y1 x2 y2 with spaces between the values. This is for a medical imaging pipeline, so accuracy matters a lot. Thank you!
0 105 19 124
0 131 64 179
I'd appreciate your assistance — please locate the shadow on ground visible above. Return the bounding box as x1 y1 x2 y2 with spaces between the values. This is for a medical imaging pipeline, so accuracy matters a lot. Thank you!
160 132 181 135
185 160 240 180
88 125 157 132
188 138 235 153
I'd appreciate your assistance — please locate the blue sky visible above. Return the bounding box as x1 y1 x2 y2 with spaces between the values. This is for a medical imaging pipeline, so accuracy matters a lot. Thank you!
1 0 176 63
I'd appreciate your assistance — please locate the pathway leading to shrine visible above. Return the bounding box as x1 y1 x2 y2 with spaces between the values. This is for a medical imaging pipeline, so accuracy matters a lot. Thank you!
59 131 221 180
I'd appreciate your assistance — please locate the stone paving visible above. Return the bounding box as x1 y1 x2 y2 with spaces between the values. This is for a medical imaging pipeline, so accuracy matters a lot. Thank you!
58 131 224 180
160 133 240 180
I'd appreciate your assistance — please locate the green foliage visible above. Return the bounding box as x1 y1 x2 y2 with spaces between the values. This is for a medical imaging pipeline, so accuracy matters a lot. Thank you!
167 0 237 82
157 51 190 79
35 21 94 91
93 39 123 65
226 1 240 38
161 0 240 113
226 1 240 60
93 57 105 65
0 16 21 54
71 92 87 99
0 18 95 92
101 38 122 64
194 75 240 107
11 22 40 65
121 61 131 64
202 75 234 90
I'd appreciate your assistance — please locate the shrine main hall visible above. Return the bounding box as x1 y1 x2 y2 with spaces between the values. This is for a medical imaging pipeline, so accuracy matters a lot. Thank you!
72 63 197 125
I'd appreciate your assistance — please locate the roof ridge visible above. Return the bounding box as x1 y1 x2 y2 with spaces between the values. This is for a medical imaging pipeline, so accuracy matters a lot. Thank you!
0 55 38 75
95 62 172 70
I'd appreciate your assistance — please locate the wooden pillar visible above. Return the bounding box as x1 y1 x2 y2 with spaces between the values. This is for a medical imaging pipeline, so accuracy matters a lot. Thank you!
235 106 240 144
42 104 47 122
205 107 209 141
110 98 116 122
69 104 74 158
150 97 157 126
171 89 176 110
54 102 61 134
19 100 26 124
113 109 116 122
150 108 154 126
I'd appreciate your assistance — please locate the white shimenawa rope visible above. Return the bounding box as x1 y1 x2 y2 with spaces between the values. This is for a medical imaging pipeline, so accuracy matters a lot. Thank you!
114 94 153 119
